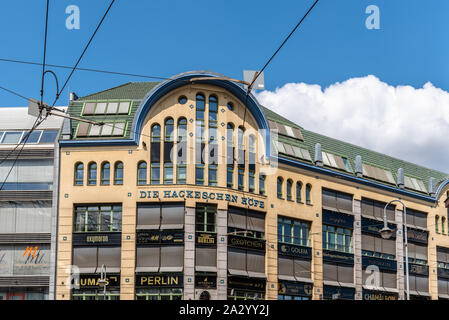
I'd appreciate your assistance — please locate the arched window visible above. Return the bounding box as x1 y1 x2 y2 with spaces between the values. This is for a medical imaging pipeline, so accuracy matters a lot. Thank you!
196 93 205 140
238 127 244 150
443 217 446 234
137 161 147 185
436 215 440 233
277 177 284 199
227 123 234 146
249 135 256 153
151 124 161 142
226 123 235 188
74 162 84 185
88 162 97 186
306 184 312 205
165 118 174 142
114 161 124 185
101 162 110 185
208 95 218 141
259 174 266 195
287 180 293 201
296 182 302 202
177 118 187 142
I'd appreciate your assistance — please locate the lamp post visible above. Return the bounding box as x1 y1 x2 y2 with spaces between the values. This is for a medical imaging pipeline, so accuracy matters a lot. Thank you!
98 264 107 301
380 199 409 300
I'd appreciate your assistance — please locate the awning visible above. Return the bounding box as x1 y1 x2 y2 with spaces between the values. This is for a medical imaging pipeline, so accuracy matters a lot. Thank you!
323 280 355 288
247 272 266 279
159 266 183 273
228 269 248 277
195 266 217 273
135 266 159 273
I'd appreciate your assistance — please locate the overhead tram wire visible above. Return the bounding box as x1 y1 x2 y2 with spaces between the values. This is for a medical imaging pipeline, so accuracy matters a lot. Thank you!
49 0 116 109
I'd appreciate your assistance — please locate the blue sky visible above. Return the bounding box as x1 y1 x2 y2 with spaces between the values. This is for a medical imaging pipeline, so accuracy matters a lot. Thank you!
0 0 447 106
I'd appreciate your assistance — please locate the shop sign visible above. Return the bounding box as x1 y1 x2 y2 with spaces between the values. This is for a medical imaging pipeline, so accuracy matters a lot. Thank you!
75 274 120 288
323 210 354 229
136 230 184 245
363 290 398 300
138 189 265 209
195 275 217 289
228 235 265 252
322 250 354 265
407 228 428 244
227 276 266 292
136 274 183 288
408 263 429 276
278 243 312 259
362 256 397 271
278 281 312 296
196 233 216 246
72 232 121 246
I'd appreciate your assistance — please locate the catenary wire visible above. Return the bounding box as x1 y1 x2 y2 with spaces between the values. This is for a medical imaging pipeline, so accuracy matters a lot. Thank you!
51 0 116 108
247 0 320 92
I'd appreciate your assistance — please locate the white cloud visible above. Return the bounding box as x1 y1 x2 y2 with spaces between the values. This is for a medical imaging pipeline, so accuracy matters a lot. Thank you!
255 75 449 173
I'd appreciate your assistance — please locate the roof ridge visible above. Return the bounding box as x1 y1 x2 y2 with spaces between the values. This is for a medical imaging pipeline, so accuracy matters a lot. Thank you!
79 82 134 100
303 129 449 177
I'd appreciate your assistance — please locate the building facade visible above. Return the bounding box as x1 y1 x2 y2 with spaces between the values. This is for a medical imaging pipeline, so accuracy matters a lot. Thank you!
55 71 449 300
0 107 64 300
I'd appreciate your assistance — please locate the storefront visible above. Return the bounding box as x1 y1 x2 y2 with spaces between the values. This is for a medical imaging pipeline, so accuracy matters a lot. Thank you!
135 274 183 300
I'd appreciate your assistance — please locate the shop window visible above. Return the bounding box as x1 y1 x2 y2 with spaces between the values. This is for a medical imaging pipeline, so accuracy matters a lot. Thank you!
72 290 120 301
135 288 183 300
296 182 302 202
277 177 284 199
74 205 122 233
114 162 123 185
286 179 293 201
74 162 84 186
259 174 266 195
101 162 110 185
137 161 147 185
278 217 310 246
305 184 312 204
322 225 352 253
87 162 97 186
196 204 217 233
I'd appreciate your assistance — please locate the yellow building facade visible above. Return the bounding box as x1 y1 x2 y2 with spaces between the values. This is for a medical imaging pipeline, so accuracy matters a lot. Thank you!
55 71 449 300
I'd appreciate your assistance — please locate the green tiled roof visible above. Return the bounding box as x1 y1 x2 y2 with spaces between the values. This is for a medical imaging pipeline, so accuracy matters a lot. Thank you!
65 81 449 191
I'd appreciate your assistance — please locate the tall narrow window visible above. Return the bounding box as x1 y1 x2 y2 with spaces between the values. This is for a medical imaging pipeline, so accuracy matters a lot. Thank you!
165 118 174 142
114 162 124 185
208 95 218 142
177 118 187 184
436 215 440 233
208 164 217 186
259 174 266 195
306 184 312 205
196 165 204 185
287 179 293 201
164 163 173 184
88 162 97 186
277 177 284 199
296 182 302 202
249 135 256 194
196 94 205 185
443 217 446 234
74 162 84 186
249 169 255 193
151 124 161 185
226 123 235 188
101 162 110 185
196 204 217 233
238 167 244 191
137 161 147 185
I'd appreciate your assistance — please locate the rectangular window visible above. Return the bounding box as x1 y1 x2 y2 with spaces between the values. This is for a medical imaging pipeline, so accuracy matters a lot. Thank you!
259 174 266 195
150 163 160 185
163 163 173 184
74 205 122 232
322 225 352 253
177 164 186 184
195 204 217 233
238 168 244 191
195 165 204 185
278 217 310 247
248 170 255 193
208 164 217 186
227 165 234 188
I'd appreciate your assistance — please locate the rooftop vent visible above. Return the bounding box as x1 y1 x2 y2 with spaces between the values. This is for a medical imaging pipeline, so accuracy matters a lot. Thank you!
397 168 404 189
314 143 322 167
355 155 363 177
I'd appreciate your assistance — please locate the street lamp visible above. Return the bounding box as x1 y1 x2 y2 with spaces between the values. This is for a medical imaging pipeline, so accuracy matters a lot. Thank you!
98 264 107 300
381 199 409 300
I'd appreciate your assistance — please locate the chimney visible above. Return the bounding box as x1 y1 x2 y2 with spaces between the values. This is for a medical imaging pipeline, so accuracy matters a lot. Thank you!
355 155 363 177
61 118 72 140
69 92 78 102
397 168 404 189
314 143 322 167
